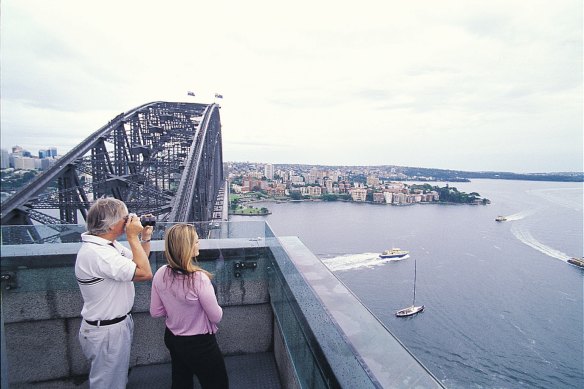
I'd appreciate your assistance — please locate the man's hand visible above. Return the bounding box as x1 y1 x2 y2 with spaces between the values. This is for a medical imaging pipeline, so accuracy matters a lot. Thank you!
140 214 154 241
125 214 144 240
125 214 152 281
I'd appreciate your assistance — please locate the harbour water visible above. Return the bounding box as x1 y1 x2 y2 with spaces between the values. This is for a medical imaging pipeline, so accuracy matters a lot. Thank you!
233 179 583 388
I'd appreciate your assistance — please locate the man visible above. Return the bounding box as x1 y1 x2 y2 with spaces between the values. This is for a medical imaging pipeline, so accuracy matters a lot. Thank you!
75 198 153 388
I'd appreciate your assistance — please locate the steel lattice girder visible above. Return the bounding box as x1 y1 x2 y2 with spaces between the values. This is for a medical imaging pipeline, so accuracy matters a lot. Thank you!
1 101 224 244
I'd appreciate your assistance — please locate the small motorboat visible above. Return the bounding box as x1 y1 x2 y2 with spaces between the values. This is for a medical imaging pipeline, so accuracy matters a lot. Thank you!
495 216 507 222
567 257 584 268
379 248 409 259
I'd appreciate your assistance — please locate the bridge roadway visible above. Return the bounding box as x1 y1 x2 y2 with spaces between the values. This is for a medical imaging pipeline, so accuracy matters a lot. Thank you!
1 101 226 244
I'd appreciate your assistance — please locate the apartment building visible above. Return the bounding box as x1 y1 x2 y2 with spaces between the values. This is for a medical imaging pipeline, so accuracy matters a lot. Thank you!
350 188 367 202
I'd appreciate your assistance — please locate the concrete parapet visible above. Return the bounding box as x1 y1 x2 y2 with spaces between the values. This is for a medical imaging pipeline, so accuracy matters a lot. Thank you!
2 245 274 385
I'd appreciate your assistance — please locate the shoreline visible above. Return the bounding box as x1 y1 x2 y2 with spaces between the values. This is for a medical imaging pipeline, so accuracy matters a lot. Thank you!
241 198 486 206
229 211 271 216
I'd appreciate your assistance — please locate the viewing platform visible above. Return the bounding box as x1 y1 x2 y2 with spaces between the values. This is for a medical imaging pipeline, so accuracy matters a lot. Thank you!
1 221 444 388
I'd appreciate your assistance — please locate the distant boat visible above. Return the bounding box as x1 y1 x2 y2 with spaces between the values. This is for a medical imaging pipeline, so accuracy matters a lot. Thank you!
567 257 584 268
495 216 507 222
396 259 425 317
379 248 409 259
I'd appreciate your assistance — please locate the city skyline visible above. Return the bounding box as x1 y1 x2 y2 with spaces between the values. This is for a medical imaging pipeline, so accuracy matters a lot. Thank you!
2 142 583 176
1 0 582 173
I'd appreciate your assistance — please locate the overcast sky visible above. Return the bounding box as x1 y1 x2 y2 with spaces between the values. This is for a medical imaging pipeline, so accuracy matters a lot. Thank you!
1 0 582 173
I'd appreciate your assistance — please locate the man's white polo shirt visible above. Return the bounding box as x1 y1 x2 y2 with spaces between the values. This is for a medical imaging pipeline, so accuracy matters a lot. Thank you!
75 232 137 321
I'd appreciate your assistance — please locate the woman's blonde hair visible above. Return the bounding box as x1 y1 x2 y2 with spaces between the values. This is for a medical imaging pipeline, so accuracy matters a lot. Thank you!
164 224 212 283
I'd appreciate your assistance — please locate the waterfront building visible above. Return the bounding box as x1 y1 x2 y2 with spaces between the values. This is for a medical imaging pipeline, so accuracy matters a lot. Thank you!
393 192 407 204
373 192 385 203
383 191 393 204
350 188 367 202
244 177 268 191
309 186 322 197
338 181 350 193
265 183 286 197
300 185 322 197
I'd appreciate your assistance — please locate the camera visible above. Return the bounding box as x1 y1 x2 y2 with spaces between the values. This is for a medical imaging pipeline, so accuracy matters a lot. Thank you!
140 215 156 227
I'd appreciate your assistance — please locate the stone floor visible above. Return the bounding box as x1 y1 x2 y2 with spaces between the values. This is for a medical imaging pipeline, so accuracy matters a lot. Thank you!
11 352 282 389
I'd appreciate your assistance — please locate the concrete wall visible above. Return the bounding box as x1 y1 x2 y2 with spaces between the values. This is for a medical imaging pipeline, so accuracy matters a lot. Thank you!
2 248 275 385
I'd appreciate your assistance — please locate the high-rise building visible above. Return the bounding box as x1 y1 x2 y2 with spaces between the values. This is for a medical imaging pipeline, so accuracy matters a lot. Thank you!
49 147 58 157
1 149 9 169
264 163 274 180
13 156 36 170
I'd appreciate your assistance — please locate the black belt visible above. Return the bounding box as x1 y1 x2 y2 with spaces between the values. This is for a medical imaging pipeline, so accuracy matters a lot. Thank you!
85 313 130 326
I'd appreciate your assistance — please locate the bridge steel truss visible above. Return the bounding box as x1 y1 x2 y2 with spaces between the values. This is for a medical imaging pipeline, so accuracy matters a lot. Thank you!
0 101 224 244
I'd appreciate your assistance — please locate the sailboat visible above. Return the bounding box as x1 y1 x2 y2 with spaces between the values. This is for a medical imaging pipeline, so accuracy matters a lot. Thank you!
396 259 425 317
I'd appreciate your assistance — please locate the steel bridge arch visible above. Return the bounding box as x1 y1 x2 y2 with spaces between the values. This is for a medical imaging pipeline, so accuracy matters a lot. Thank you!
0 101 224 244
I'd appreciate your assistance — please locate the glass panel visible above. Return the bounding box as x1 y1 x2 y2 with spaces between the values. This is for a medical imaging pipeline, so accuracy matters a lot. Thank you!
268 243 375 388
0 221 270 246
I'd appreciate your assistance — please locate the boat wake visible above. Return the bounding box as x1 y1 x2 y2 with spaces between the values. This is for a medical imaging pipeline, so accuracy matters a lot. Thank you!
511 224 571 262
504 209 536 221
321 252 409 272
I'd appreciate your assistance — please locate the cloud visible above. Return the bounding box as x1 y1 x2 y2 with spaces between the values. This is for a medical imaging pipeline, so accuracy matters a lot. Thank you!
1 0 582 173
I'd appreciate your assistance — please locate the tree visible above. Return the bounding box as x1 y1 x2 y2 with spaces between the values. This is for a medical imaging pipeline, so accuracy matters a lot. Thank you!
230 197 240 211
290 191 303 200
321 194 338 201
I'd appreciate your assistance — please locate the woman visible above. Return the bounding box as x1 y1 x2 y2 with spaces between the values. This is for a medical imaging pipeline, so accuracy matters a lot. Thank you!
150 224 228 389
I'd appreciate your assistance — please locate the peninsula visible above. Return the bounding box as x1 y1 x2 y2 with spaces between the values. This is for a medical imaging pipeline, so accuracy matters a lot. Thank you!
228 162 497 209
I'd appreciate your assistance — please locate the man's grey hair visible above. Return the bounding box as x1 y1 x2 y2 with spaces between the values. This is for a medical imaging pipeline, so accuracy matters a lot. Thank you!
86 198 128 235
